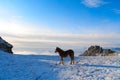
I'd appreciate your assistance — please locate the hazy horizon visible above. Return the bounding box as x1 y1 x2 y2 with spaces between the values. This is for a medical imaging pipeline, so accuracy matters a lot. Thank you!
0 0 120 54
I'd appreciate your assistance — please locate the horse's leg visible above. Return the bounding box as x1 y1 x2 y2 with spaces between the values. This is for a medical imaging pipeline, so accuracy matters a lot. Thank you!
70 60 74 64
59 57 64 64
72 54 74 64
72 59 74 64
70 57 74 64
59 57 62 64
70 59 72 64
70 61 72 64
61 58 64 64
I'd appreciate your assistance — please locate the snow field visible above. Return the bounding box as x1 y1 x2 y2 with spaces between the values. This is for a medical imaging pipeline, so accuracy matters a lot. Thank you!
0 51 120 80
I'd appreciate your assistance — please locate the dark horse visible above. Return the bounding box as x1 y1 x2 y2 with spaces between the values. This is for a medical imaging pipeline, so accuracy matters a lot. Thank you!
55 47 74 64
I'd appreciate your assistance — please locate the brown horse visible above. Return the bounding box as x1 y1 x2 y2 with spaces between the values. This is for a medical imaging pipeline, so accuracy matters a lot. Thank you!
55 47 74 64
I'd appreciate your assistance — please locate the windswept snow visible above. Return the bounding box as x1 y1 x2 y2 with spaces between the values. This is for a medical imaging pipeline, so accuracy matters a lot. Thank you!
0 51 120 80
54 57 120 80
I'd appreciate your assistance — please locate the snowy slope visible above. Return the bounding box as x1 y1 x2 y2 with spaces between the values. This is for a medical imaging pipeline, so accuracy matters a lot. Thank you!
0 51 120 80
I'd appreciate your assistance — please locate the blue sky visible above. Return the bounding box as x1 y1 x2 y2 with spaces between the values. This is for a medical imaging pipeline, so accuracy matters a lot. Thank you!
0 0 120 54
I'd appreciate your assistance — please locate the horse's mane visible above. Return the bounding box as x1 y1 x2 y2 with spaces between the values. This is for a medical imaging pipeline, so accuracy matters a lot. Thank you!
56 47 64 52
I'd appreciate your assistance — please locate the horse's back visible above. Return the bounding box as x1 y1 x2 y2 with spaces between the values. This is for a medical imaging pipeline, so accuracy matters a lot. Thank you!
67 49 74 53
66 49 74 56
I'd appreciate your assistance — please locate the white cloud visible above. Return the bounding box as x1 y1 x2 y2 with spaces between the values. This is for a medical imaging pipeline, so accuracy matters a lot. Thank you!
112 9 120 14
81 0 106 8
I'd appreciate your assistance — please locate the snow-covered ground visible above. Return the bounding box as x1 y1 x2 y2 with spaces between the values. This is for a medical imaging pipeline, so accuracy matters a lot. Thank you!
0 51 120 80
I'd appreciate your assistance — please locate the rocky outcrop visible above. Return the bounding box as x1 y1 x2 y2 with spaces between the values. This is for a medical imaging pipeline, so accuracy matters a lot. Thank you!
80 45 115 56
103 49 115 56
0 37 13 54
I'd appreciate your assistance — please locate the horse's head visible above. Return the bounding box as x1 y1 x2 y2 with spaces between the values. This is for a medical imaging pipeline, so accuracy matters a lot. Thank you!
55 47 59 53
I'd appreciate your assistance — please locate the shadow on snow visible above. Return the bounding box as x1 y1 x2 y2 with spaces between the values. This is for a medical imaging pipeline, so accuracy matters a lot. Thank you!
82 63 120 68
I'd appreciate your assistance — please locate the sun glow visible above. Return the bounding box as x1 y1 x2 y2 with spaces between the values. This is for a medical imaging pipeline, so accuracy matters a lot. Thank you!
0 20 33 35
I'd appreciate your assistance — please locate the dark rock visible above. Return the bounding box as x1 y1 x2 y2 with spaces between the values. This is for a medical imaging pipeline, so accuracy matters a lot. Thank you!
103 49 115 56
80 45 103 56
80 45 114 56
0 37 13 54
